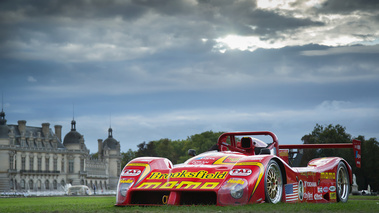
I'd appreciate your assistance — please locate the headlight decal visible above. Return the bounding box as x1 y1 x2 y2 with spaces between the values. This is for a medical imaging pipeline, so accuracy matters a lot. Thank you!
219 178 249 204
234 162 264 200
119 180 134 197
126 163 151 185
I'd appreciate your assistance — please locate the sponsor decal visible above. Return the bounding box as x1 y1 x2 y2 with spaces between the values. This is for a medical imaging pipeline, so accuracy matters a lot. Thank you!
147 170 227 180
304 192 313 201
137 181 219 190
119 179 133 184
299 181 304 201
122 169 141 176
301 172 316 178
229 168 252 176
189 161 210 165
353 139 361 168
306 181 317 187
227 178 245 185
330 192 336 200
279 149 288 157
329 186 336 192
320 172 335 180
314 194 323 200
222 178 247 190
285 183 299 202
323 186 329 193
213 156 242 165
317 187 323 193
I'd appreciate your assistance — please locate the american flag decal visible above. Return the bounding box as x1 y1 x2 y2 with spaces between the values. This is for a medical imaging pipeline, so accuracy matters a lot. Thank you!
285 183 298 202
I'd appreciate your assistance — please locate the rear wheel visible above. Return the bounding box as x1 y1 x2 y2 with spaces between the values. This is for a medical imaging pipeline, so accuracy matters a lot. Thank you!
336 162 350 202
264 160 283 203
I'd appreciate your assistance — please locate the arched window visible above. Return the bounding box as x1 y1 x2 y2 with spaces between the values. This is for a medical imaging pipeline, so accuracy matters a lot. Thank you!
53 180 57 190
37 179 41 190
61 179 65 188
81 179 84 185
10 179 14 189
21 179 26 189
29 179 34 190
45 179 50 190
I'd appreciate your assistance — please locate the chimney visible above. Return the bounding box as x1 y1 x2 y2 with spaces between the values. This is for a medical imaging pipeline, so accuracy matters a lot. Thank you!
54 125 62 142
42 123 50 138
18 120 27 134
98 139 103 158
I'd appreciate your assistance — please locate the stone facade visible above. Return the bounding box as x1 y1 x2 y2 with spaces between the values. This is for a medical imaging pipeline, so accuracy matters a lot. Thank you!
0 109 121 192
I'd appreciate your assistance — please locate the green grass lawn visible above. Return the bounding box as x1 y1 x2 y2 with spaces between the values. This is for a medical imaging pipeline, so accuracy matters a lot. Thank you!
0 195 378 213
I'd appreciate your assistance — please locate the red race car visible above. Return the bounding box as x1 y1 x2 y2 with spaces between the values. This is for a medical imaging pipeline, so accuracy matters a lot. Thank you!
115 131 361 206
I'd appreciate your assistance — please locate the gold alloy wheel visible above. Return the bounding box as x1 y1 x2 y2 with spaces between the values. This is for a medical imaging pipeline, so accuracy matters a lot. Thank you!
265 161 283 203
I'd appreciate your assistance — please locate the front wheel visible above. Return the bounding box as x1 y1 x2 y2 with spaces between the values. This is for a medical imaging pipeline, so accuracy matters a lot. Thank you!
336 162 350 202
264 160 283 203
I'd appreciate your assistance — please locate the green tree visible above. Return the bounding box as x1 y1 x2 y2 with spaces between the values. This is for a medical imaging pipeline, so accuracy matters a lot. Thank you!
135 141 157 157
355 136 379 191
155 138 182 164
300 124 352 166
176 131 224 163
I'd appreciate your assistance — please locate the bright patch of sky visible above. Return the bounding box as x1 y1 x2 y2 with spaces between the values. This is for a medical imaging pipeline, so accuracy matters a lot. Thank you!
214 0 379 53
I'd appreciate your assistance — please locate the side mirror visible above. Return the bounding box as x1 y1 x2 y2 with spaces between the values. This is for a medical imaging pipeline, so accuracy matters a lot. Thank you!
188 149 196 157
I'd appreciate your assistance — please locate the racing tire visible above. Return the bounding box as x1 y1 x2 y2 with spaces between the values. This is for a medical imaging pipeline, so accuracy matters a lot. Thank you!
336 162 350 203
264 160 283 204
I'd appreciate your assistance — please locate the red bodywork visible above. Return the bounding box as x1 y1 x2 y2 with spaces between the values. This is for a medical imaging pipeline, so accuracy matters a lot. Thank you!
116 131 361 206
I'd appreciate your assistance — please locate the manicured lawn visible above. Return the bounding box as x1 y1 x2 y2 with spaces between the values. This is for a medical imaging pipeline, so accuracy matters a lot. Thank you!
0 195 377 212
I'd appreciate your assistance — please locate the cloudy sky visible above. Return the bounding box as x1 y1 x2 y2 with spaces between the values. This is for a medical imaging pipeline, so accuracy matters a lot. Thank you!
1 0 378 153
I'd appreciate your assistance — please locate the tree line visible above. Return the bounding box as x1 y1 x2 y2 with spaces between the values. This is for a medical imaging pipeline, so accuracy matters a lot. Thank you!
120 124 378 192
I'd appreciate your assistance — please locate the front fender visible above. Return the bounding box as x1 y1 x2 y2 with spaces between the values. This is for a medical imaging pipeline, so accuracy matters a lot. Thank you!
116 157 173 206
217 155 275 205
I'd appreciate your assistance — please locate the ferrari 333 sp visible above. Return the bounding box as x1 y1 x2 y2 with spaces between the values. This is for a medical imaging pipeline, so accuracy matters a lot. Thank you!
115 131 361 206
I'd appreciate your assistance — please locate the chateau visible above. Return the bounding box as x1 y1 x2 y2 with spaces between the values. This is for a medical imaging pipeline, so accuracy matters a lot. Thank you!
0 109 121 192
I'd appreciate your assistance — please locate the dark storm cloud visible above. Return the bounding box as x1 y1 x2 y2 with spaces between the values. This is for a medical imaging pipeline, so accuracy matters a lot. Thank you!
197 0 324 36
318 0 379 13
0 0 324 52
0 0 146 20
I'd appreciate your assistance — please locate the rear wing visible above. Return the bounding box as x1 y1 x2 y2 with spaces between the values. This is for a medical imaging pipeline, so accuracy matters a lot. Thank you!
279 139 361 168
